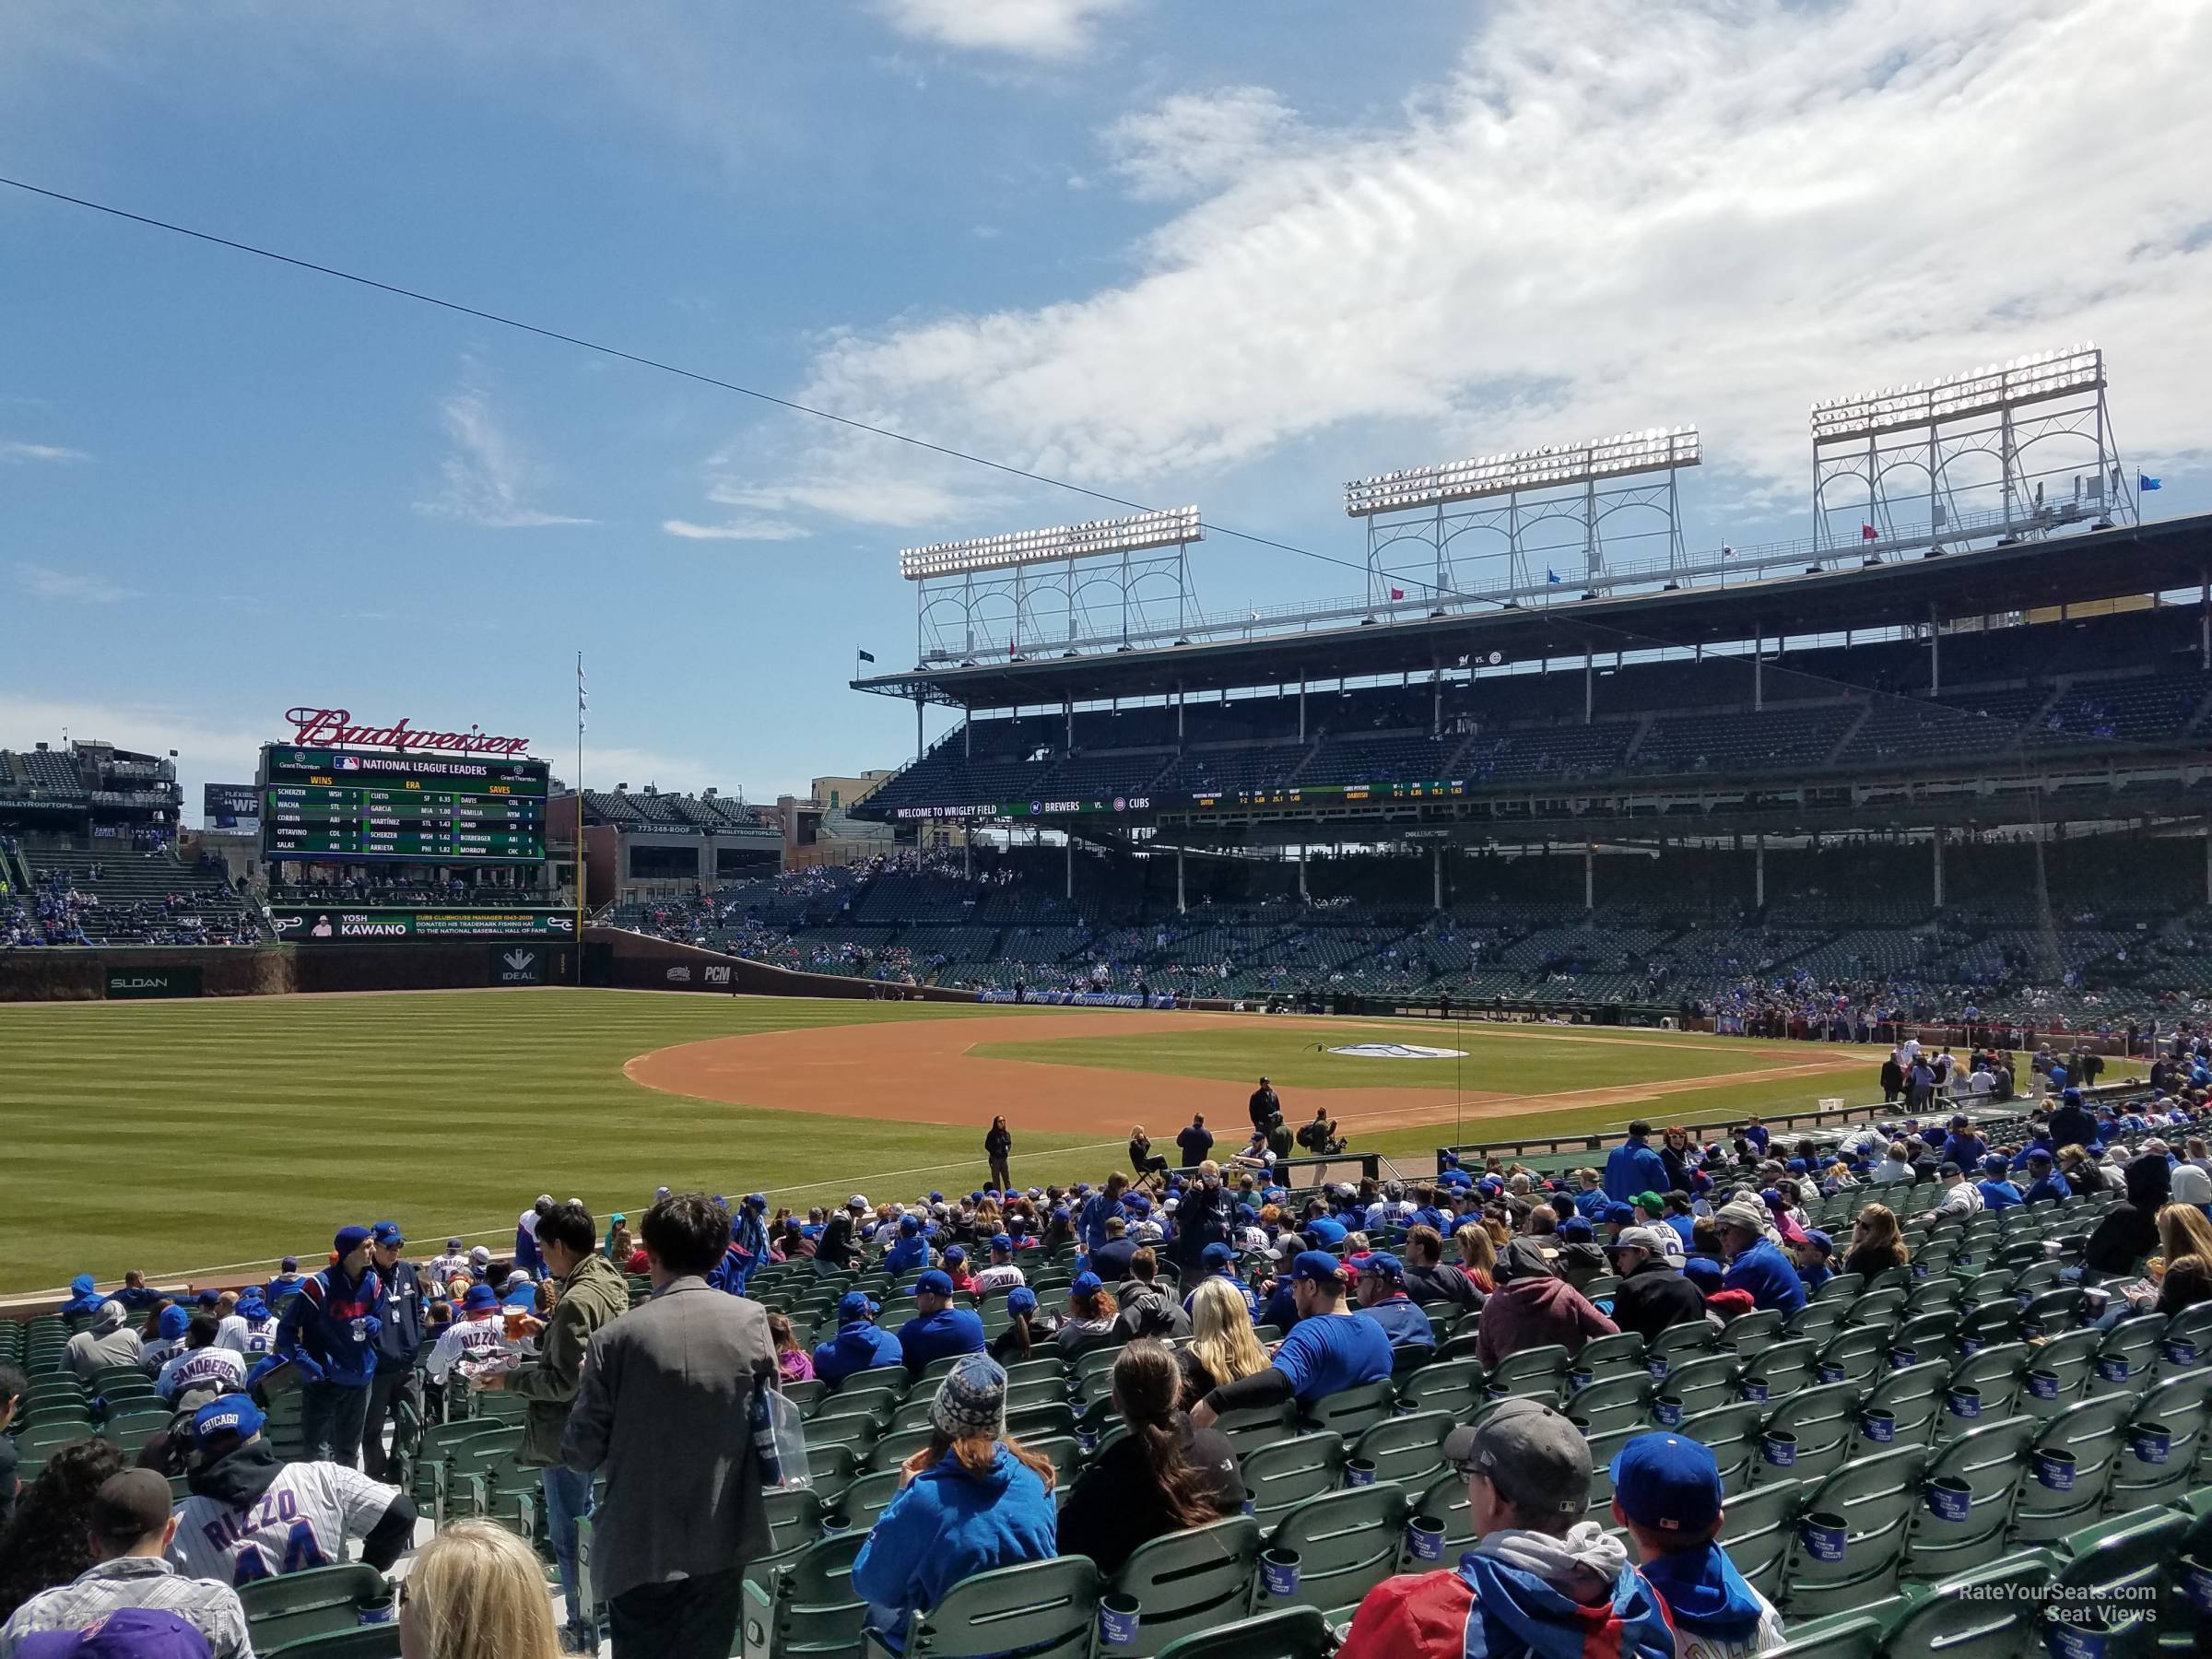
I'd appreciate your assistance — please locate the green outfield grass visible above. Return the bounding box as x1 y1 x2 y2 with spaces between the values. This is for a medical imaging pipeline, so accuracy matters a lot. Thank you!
0 990 1873 1295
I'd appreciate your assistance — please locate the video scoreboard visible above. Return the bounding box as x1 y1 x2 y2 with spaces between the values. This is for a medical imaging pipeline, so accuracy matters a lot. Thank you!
260 746 548 865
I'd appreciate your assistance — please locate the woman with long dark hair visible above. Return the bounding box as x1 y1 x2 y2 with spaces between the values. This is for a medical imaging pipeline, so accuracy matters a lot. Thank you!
988 1286 1060 1363
0 1438 127 1621
985 1116 1013 1193
1057 1340 1245 1573
853 1356 1057 1652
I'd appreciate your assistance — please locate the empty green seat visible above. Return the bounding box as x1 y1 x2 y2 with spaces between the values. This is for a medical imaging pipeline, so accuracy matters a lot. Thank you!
1151 1606 1332 1659
1877 1550 2052 1659
864 1556 1101 1659
1103 1514 1260 1657
1261 1482 1409 1620
1900 1416 2035 1583
240 1563 388 1653
1783 1445 1928 1619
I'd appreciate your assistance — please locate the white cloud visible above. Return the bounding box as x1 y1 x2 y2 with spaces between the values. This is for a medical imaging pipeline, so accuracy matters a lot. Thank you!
415 365 594 529
724 0 2212 527
873 0 1132 60
661 516 811 542
15 563 139 604
0 439 89 464
1104 87 1299 202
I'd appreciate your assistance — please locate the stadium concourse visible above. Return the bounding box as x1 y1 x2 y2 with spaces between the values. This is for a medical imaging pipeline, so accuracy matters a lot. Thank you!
6 1065 2212 1657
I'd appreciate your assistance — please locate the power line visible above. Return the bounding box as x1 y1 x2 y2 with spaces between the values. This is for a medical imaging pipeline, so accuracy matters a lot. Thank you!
2 171 2183 782
0 173 1386 590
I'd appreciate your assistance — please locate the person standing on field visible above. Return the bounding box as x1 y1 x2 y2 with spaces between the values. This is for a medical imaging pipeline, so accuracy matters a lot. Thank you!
984 1117 1013 1193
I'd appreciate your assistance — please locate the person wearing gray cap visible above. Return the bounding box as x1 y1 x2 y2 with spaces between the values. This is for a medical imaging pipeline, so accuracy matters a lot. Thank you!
1712 1202 1806 1316
0 1470 251 1659
1335 1398 1672 1659
1605 1227 1706 1346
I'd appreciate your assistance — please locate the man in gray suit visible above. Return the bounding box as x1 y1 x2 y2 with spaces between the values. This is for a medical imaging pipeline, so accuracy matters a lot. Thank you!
562 1191 780 1659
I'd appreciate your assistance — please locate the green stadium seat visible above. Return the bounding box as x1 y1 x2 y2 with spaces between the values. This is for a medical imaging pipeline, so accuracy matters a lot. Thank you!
261 1629 401 1659
2109 1372 2212 1509
865 1556 1100 1659
1241 1432 1345 1520
239 1563 389 1653
1483 1343 1569 1403
1875 1550 2052 1659
1150 1606 1333 1659
2046 1506 2189 1655
1714 1473 1797 1603
1562 1371 1651 1434
1764 1610 1887 1659
1261 1482 1409 1620
1348 1411 1453 1489
1812 1324 1888 1389
1900 1415 2035 1583
1298 1381 1394 1441
1759 1382 1861 1484
1783 1444 1929 1619
1678 1401 1763 1495
738 1531 866 1659
1102 1514 1260 1657
1394 1355 1482 1415
1740 1335 1818 1402
1657 1352 1739 1418
1719 1309 1784 1352
2011 1394 2133 1543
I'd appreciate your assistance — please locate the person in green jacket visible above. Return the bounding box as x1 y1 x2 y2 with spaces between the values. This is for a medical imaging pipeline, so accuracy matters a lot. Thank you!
478 1199 629 1653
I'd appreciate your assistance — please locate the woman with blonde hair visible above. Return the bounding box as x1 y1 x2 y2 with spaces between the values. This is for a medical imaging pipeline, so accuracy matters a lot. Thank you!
1177 1276 1269 1408
399 1519 560 1659
1454 1223 1498 1293
1843 1203 1910 1279
854 1354 1056 1652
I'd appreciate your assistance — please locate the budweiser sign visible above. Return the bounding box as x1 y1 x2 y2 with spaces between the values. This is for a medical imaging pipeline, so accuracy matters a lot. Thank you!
284 707 532 758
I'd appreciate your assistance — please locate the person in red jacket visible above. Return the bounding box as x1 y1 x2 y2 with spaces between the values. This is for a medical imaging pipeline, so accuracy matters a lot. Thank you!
1336 1399 1673 1659
1474 1237 1618 1369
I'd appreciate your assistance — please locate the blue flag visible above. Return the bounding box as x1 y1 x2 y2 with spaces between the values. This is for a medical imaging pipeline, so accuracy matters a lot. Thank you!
2140 473 2163 491
1547 568 1561 584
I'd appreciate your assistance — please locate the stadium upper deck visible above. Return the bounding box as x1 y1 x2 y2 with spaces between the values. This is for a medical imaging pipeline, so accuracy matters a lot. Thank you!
851 514 2212 842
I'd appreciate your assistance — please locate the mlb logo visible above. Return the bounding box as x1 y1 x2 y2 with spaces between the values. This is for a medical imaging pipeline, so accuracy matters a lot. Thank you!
336 755 362 771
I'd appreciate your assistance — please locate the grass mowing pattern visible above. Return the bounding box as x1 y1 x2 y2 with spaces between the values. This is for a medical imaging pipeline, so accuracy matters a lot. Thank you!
0 989 1870 1294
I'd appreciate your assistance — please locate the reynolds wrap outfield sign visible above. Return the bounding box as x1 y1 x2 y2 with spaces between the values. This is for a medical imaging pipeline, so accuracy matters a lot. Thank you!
106 967 203 999
269 908 578 942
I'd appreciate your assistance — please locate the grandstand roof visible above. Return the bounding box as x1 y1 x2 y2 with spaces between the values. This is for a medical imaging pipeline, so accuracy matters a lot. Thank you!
853 511 2212 711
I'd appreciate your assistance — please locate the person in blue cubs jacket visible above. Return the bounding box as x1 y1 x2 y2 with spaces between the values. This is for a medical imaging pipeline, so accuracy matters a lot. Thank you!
1610 1432 1787 1656
853 1353 1057 1652
813 1291 905 1387
273 1224 385 1467
1335 1399 1673 1659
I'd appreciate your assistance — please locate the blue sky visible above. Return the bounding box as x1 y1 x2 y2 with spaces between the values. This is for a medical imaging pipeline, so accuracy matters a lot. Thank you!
3 0 2206 814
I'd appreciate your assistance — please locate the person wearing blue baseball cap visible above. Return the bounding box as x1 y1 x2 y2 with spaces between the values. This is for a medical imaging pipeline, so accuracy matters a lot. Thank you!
814 1291 904 1387
1609 1433 1785 1655
1975 1155 2023 1211
1190 1252 1390 1426
1794 1230 1836 1294
1180 1241 1257 1321
358 1221 426 1482
1056 1273 1121 1360
987 1286 1063 1364
1353 1253 1434 1351
270 1225 385 1467
884 1214 932 1278
422 1282 511 1387
895 1271 984 1376
170 1394 414 1589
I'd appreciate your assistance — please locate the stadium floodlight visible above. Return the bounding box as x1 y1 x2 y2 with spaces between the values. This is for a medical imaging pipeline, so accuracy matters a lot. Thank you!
1343 427 1701 517
1811 345 2103 443
900 506 1203 579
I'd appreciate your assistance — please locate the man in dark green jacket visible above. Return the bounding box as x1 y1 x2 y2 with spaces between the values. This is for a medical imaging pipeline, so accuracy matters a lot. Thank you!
481 1199 629 1653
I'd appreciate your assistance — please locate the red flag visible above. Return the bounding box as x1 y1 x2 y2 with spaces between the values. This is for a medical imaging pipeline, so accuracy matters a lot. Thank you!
1390 587 1405 600
1861 524 1878 541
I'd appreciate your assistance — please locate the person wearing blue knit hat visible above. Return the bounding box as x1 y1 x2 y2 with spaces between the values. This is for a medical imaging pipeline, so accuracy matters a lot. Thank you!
1610 1432 1786 1655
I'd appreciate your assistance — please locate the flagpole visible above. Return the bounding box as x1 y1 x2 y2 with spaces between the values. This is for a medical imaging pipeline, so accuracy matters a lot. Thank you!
575 651 585 988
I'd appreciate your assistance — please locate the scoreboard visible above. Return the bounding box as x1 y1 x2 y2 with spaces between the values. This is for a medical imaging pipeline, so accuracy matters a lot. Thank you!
261 747 548 865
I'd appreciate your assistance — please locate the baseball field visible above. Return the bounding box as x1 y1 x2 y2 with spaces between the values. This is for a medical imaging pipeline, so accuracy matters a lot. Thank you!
0 988 1876 1296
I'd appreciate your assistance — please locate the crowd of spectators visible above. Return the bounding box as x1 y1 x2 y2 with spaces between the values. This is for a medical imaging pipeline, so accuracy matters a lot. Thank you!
10 1031 2212 1658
